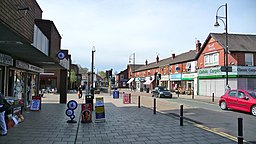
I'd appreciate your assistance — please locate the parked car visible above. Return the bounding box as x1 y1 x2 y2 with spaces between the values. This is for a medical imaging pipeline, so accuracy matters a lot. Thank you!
152 86 172 98
219 89 256 116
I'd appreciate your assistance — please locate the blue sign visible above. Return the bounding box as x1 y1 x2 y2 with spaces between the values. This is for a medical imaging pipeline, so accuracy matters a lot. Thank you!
66 100 78 123
170 74 182 80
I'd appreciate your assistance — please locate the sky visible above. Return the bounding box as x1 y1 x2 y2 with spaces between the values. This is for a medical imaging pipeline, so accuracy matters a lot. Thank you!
36 0 256 73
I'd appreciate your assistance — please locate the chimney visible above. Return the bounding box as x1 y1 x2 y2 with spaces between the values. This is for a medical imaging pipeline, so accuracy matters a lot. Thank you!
145 59 148 65
196 40 201 53
156 55 159 63
172 53 175 60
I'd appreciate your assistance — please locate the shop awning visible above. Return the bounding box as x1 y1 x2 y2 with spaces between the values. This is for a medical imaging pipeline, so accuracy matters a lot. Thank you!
127 78 134 84
143 77 154 85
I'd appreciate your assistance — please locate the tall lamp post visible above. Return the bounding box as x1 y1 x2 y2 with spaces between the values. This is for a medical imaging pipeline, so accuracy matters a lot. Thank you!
91 46 96 97
214 3 229 86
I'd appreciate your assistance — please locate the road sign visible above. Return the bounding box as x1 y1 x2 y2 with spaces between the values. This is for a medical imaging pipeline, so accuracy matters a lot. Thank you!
220 66 232 72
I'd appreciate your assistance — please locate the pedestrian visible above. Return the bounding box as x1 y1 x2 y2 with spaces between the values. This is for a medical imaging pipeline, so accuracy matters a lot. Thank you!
78 85 83 99
225 84 231 92
0 93 9 136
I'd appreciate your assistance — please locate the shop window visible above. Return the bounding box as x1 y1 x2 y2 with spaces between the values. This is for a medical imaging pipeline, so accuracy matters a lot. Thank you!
245 53 253 66
204 53 219 67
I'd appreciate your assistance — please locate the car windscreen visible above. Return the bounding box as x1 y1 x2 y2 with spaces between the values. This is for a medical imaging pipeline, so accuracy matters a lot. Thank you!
159 87 168 91
248 91 256 99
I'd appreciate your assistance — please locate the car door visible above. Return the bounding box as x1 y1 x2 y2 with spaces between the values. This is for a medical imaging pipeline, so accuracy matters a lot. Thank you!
226 90 237 109
236 91 250 112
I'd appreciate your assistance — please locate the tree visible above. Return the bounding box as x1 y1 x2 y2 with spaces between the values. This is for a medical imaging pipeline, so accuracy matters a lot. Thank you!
98 71 106 78
70 69 77 89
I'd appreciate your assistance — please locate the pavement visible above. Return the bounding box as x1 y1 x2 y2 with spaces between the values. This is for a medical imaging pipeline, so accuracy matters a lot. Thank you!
0 91 236 144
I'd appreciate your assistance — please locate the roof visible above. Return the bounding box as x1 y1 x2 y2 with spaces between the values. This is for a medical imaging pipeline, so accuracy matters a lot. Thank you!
135 50 197 72
128 64 144 72
202 33 256 53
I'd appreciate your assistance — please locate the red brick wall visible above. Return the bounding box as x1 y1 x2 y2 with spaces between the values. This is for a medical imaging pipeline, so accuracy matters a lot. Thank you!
0 0 42 43
197 37 225 69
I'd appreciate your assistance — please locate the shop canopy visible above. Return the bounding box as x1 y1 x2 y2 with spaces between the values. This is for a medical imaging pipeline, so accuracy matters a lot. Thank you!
127 78 134 84
143 77 154 85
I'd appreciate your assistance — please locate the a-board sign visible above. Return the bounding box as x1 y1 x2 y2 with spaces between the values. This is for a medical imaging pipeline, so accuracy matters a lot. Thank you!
30 96 41 111
95 97 105 122
81 103 92 123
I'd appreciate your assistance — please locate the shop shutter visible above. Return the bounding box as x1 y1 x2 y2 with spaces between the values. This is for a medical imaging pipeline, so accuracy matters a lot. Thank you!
215 79 225 97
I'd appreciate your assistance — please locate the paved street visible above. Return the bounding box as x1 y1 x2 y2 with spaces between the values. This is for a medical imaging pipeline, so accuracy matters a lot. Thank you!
0 92 237 144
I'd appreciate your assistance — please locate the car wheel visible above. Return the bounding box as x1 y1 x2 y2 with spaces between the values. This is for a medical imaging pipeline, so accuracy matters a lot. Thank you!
251 105 256 116
220 101 227 110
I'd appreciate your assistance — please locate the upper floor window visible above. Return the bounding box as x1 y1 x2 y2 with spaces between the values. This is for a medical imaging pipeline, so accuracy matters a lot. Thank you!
245 53 254 66
186 62 191 72
204 53 219 67
175 64 179 73
148 70 150 76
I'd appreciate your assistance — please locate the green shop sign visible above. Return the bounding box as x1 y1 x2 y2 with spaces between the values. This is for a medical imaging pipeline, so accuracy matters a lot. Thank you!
198 66 256 78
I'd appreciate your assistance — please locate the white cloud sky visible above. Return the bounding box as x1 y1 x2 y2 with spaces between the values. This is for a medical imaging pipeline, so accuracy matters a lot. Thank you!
37 0 256 73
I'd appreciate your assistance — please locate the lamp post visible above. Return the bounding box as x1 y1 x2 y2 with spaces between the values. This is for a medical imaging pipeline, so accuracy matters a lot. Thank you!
91 46 96 97
214 3 228 86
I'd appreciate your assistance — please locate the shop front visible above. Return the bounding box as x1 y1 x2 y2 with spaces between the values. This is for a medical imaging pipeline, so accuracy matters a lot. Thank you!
143 76 155 92
159 75 170 90
170 73 182 93
198 66 256 97
181 73 197 95
127 78 134 90
0 53 13 95
8 60 43 109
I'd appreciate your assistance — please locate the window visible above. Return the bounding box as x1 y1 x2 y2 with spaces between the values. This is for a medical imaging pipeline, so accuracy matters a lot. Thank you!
204 53 219 67
245 53 253 66
186 63 191 72
237 91 245 98
228 90 237 97
175 64 179 73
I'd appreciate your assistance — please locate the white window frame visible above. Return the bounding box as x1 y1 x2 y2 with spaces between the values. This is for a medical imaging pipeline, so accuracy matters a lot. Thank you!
204 52 219 67
245 53 254 66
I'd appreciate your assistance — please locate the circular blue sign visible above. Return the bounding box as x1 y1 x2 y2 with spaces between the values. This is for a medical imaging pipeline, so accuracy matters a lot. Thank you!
66 109 74 117
57 51 65 60
67 100 78 110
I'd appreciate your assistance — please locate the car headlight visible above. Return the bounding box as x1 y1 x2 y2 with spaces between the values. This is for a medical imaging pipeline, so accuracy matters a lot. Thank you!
160 92 163 94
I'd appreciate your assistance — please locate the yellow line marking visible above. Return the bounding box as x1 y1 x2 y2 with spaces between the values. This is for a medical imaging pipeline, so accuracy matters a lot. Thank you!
193 123 238 142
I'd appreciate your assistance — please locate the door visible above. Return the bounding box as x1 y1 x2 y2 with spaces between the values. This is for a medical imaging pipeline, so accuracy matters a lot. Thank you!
236 91 250 112
226 90 237 109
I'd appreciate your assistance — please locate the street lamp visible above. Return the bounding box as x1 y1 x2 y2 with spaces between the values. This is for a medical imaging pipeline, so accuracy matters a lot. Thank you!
214 3 229 86
91 46 96 97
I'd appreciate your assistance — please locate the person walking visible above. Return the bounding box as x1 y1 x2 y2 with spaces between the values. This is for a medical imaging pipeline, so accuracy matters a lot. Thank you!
78 85 83 99
0 93 8 136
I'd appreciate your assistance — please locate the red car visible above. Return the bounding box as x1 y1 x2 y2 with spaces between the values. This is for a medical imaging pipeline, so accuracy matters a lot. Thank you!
219 89 256 116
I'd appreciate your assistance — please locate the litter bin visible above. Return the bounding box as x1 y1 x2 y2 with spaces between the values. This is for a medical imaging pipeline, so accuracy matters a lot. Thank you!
113 90 119 99
146 88 149 93
85 94 94 111
140 88 143 92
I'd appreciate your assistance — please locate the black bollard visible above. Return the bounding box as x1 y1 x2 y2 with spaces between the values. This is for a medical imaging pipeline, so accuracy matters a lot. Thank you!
212 93 214 102
180 105 183 126
153 98 156 114
192 92 194 99
238 117 243 144
138 96 141 108
178 92 179 98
